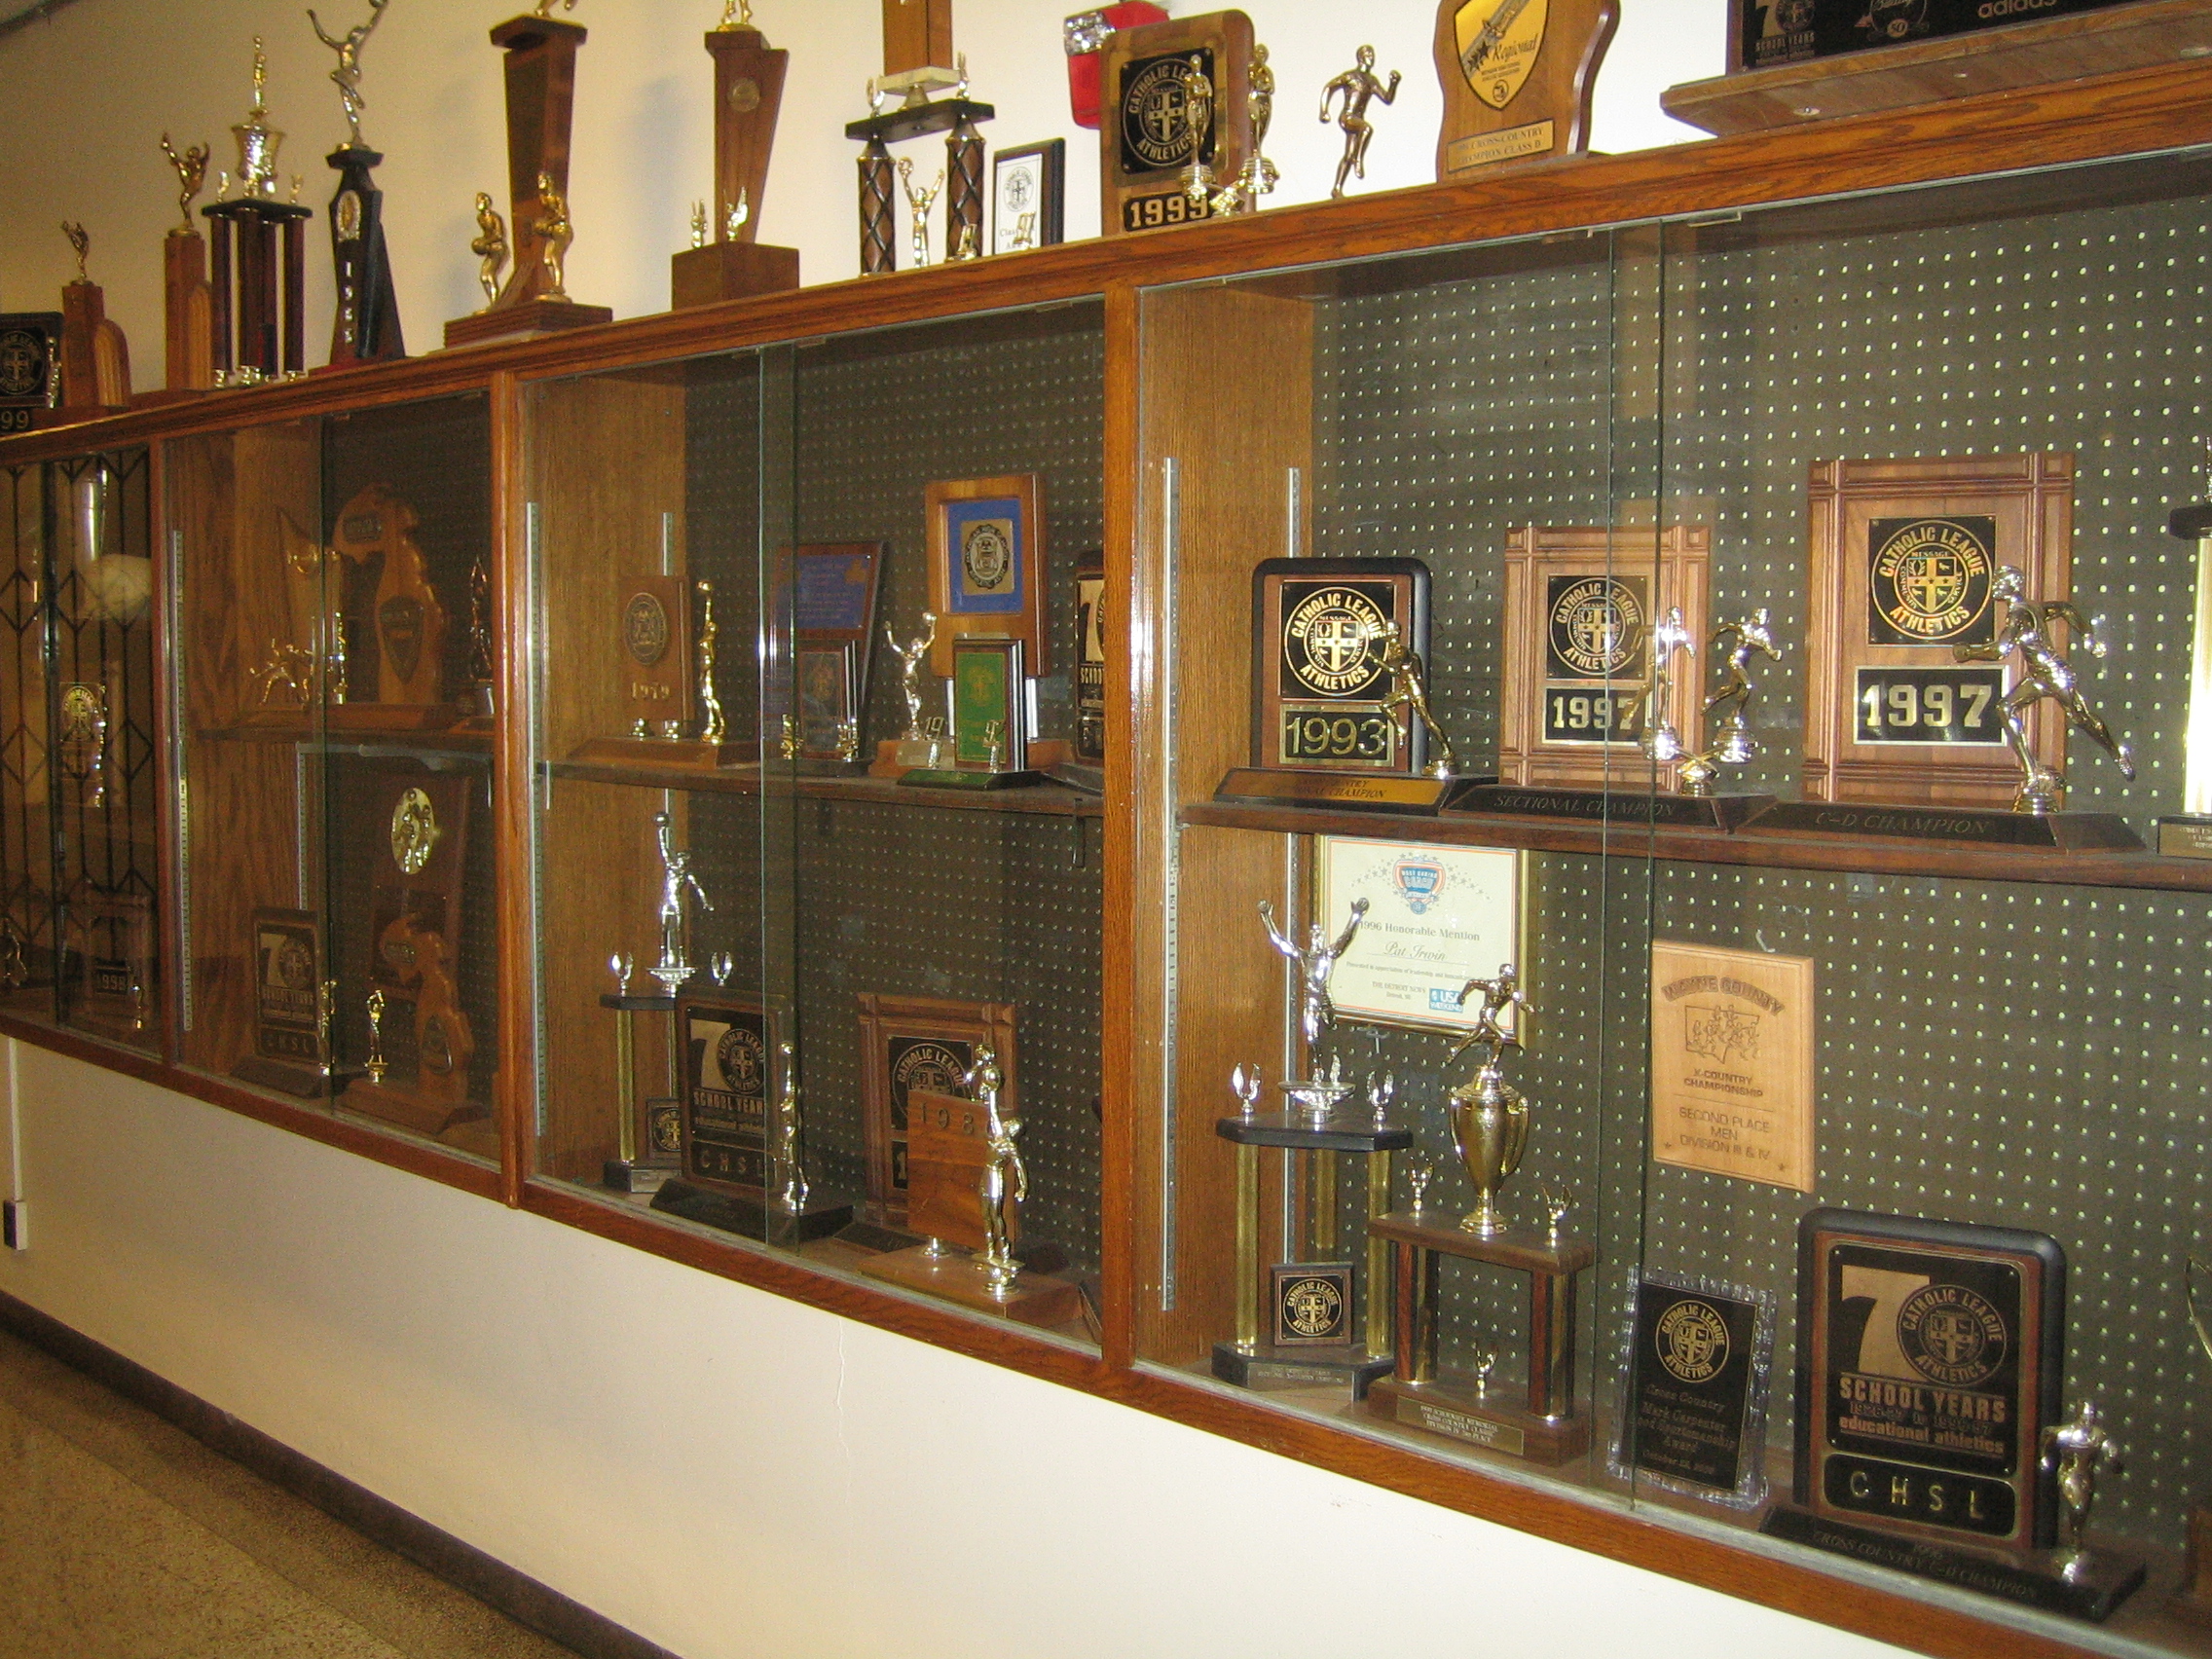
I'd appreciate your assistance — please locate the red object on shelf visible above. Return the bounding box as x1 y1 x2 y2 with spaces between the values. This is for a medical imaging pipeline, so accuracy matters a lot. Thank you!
1065 3 1171 129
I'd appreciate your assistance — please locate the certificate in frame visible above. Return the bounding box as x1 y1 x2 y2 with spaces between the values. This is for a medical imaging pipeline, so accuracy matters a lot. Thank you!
1313 835 1522 1033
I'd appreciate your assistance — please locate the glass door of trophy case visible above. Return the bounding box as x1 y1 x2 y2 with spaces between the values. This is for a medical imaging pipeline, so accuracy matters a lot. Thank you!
0 448 159 1046
524 302 1106 1347
167 393 498 1163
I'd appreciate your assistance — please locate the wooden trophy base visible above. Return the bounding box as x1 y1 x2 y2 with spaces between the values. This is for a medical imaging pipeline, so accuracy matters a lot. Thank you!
1213 1340 1393 1393
231 1055 330 1100
1446 783 1773 830
857 1243 1084 1328
324 703 461 735
444 296 614 350
670 241 799 311
648 1176 855 1245
340 1077 486 1138
898 768 1050 792
568 733 755 769
1214 768 1479 816
603 1158 675 1196
1739 799 2143 852
1761 1507 2145 1623
1364 1373 1591 1464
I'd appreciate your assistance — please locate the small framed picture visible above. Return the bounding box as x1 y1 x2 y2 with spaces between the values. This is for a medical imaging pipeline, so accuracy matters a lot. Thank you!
992 138 1065 254
951 638 1027 772
925 474 1046 676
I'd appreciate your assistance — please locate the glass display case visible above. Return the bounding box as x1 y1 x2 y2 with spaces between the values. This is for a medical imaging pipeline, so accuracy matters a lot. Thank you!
1137 145 2212 1647
522 302 1107 1344
166 393 498 1162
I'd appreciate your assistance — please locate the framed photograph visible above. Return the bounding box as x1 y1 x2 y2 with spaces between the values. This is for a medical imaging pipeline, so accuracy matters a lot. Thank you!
992 138 1065 254
951 638 1026 771
1609 1269 1776 1509
856 993 1015 1229
675 992 778 1201
1313 835 1523 1033
1648 940 1816 1193
925 475 1045 677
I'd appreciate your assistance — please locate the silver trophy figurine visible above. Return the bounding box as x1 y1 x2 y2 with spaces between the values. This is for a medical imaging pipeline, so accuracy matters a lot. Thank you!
1677 608 1783 797
1447 964 1532 1236
2040 1401 2121 1573
648 812 713 994
886 611 940 767
1643 607 1693 764
1953 565 2136 814
1258 897 1368 1116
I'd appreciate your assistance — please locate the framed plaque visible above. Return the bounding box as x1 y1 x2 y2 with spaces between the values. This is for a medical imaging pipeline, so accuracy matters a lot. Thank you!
1611 1271 1775 1508
951 638 1027 771
1781 1209 2064 1553
61 890 152 1038
856 993 1015 1229
992 138 1065 253
1648 940 1815 1193
620 574 692 737
1730 0 2140 72
0 313 62 432
790 542 881 762
1496 525 1709 789
675 993 775 1200
1075 552 1106 762
1433 0 1616 179
1802 453 2072 808
1313 836 1522 1033
234 907 327 1096
903 1086 1001 1251
925 475 1045 677
1095 10 1254 237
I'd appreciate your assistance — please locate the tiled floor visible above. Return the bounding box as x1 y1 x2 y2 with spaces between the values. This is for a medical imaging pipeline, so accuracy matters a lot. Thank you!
0 1326 581 1659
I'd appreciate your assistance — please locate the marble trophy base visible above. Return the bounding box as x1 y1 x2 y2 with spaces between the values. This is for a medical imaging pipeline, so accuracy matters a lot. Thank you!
648 1176 855 1244
1760 1506 2145 1623
858 1242 1084 1327
670 240 799 310
1212 1339 1392 1392
444 295 613 350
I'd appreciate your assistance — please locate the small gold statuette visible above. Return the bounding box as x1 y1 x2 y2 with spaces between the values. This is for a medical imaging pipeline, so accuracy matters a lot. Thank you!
534 0 578 16
1368 617 1456 781
897 158 943 271
968 1043 1026 1291
307 0 392 152
1319 46 1401 199
1405 1150 1435 1214
774 1037 810 1213
315 978 337 1076
1258 897 1369 1116
1209 44 1279 217
689 201 709 248
533 171 573 300
726 190 750 239
694 578 726 744
470 192 509 309
365 987 388 1084
159 133 210 232
1954 564 2136 814
649 811 714 994
1447 963 1533 1236
233 36 284 200
719 0 755 27
887 610 940 764
2040 1400 2121 1565
1677 608 1783 797
1180 55 1217 205
61 221 90 282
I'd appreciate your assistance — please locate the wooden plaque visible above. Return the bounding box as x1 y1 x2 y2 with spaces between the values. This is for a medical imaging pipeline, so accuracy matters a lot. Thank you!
328 482 452 714
63 890 152 1039
903 1086 1006 1252
1497 525 1709 790
789 542 882 761
856 993 1014 1229
1434 0 1617 180
1095 11 1253 238
1649 940 1815 1193
241 907 325 1088
1802 453 2072 807
925 475 1045 677
708 22 787 243
1250 557 1432 777
0 313 64 431
620 575 692 736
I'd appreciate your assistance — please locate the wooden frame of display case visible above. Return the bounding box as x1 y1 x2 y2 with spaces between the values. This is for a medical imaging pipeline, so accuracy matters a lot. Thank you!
7 53 2212 1659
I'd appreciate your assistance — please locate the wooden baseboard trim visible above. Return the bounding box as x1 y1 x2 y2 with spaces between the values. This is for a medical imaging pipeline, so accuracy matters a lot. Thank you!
0 1289 682 1659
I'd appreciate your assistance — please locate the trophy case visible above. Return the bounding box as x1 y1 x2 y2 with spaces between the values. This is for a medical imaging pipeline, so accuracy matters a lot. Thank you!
0 448 159 1045
1138 143 2212 1647
522 304 1104 1341
166 394 498 1160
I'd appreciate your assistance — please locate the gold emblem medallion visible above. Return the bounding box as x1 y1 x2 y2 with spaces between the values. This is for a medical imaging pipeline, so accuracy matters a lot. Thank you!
1547 575 1644 679
623 591 671 667
961 519 1015 596
1897 1280 2006 1387
1455 0 1549 111
1655 1298 1730 1383
1283 1275 1344 1338
1281 586 1387 699
389 786 441 875
1867 516 1994 645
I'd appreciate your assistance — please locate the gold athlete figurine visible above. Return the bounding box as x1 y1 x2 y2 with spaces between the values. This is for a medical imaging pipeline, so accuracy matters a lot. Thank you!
470 192 508 308
533 172 573 300
1954 565 2135 813
1367 618 1456 779
1319 46 1399 200
695 578 725 744
1677 609 1783 796
159 134 210 233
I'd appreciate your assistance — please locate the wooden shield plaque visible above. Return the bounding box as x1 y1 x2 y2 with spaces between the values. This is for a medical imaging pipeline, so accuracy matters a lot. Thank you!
1434 0 1617 179
1497 525 1709 789
1802 453 2072 807
1095 10 1254 237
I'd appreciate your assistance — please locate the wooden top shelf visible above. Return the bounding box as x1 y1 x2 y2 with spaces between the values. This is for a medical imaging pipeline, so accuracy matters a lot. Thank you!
548 757 1103 818
1181 798 2212 895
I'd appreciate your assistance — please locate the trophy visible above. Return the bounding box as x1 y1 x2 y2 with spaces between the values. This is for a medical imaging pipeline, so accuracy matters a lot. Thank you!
1096 11 1255 236
844 0 994 276
857 1040 1084 1327
779 543 882 768
342 771 484 1136
1432 0 1616 179
157 134 215 392
1319 46 1400 200
1216 557 1461 812
310 0 406 369
1257 896 1366 1114
1201 45 1276 218
443 3 613 347
321 483 456 731
879 610 946 770
232 908 334 1098
203 39 313 385
856 992 1014 1230
570 576 750 767
1763 1209 2143 1622
1363 961 1595 1463
55 224 132 413
648 811 712 995
671 2 800 309
900 639 1047 791
598 951 679 1195
1675 609 1783 797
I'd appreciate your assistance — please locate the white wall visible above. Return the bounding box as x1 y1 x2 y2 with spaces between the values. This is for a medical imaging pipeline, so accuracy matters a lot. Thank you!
0 1043 1910 1659
0 0 1722 376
